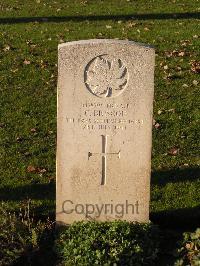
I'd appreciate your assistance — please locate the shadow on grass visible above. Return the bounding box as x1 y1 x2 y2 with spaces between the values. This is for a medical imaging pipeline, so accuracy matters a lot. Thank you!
0 12 200 24
0 182 55 201
0 167 199 229
151 167 200 186
150 205 200 230
0 182 55 218
151 167 200 229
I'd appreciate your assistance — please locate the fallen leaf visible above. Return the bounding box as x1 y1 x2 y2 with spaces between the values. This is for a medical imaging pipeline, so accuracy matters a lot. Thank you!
27 165 36 172
190 61 200 73
30 128 37 133
40 60 48 69
23 59 31 65
182 84 189 88
38 168 47 173
193 80 199 86
178 51 185 57
126 22 137 28
167 73 173 79
26 39 33 45
11 68 19 73
16 136 23 142
168 147 179 156
165 50 187 58
3 45 10 51
30 44 37 49
154 122 161 129
27 166 47 174
168 108 175 113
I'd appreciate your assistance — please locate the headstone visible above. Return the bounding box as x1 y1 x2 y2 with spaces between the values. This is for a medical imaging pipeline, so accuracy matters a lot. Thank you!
56 39 155 224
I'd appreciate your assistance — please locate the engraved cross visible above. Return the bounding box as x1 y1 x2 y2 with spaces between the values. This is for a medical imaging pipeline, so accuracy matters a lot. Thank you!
88 135 120 185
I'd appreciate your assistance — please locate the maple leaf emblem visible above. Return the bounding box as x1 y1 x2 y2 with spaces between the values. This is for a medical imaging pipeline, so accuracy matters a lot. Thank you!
85 55 128 98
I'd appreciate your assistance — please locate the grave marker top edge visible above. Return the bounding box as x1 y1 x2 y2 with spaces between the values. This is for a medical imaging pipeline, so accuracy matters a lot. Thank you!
58 39 154 50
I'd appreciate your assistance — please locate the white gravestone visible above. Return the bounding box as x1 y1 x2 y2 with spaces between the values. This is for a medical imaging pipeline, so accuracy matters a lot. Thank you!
56 39 155 224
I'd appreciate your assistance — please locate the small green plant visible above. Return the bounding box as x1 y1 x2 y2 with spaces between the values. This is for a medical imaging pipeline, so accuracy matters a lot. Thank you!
0 203 54 266
175 228 200 266
55 221 160 266
0 204 30 265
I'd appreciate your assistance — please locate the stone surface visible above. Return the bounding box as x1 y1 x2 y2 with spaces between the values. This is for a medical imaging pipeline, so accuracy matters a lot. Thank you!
56 39 155 224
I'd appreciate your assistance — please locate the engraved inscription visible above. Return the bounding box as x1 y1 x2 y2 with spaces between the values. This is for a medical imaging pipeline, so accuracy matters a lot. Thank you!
84 55 128 98
88 135 120 185
66 101 144 131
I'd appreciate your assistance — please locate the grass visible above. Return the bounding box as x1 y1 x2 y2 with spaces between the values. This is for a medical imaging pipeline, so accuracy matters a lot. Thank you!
0 0 200 228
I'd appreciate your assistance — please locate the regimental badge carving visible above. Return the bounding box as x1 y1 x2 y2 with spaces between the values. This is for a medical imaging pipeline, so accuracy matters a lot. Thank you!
84 54 129 98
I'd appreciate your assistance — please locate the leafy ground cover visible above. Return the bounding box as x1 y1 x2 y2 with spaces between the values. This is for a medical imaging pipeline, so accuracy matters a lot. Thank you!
0 1 200 263
0 203 199 266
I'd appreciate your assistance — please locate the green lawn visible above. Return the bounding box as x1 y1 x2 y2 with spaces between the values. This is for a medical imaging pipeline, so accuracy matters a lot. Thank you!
0 0 200 228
